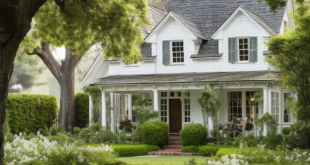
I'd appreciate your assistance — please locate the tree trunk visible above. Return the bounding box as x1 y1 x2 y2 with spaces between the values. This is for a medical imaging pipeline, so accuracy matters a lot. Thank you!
0 1 47 164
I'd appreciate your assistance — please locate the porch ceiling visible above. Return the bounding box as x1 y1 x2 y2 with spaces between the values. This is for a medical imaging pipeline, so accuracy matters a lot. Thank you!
91 71 280 86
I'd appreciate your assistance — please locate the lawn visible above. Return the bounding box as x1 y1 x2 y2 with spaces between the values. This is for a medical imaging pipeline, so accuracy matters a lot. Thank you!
118 155 212 165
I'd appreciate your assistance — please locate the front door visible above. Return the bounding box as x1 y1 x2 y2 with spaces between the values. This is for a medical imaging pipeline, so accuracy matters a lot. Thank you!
169 99 182 133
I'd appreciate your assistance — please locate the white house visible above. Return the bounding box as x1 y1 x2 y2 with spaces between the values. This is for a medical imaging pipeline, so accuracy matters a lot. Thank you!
82 0 296 136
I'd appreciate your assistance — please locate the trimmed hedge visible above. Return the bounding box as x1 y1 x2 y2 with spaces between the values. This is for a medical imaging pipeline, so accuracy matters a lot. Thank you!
181 146 199 153
75 93 89 128
282 127 291 135
180 123 208 146
85 144 159 157
142 120 169 146
5 94 57 134
198 145 236 156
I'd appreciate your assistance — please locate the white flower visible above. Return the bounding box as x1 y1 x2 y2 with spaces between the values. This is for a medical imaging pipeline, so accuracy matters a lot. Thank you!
303 152 308 155
306 157 310 162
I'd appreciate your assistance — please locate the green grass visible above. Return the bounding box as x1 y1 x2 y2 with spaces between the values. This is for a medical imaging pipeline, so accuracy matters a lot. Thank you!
118 156 212 165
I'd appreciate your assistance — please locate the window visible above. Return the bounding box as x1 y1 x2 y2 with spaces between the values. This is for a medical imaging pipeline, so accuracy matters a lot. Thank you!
246 91 259 123
161 99 168 122
228 92 242 121
239 38 249 61
184 98 191 122
284 93 291 123
114 94 122 120
171 41 184 63
271 92 280 122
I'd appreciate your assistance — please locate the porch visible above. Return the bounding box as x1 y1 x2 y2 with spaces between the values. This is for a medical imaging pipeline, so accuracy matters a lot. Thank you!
88 71 294 136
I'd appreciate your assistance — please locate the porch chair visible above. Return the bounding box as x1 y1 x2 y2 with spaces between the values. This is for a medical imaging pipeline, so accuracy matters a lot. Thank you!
236 117 247 135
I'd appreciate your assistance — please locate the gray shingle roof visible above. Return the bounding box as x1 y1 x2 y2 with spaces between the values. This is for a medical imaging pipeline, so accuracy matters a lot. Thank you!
92 71 280 85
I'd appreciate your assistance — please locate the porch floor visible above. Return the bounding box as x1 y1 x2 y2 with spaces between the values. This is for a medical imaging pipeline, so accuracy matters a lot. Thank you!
147 136 199 156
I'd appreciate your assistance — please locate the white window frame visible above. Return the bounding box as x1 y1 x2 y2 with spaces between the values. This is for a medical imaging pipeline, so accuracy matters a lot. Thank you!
228 91 243 121
271 91 280 122
124 61 139 67
238 38 250 62
170 41 184 64
245 91 259 123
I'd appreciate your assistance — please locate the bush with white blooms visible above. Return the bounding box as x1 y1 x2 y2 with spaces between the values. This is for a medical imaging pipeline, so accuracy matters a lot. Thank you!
4 132 118 165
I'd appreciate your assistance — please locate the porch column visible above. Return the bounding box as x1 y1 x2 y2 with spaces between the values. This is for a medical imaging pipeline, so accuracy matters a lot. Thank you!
208 117 214 134
153 90 159 111
110 93 114 132
263 88 268 136
89 95 93 126
128 94 133 120
101 90 107 127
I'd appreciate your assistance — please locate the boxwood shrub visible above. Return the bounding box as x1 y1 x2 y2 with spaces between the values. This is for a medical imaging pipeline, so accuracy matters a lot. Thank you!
113 145 159 157
180 123 208 146
198 145 236 156
282 127 291 135
5 94 57 134
75 93 89 128
141 120 169 146
181 145 199 153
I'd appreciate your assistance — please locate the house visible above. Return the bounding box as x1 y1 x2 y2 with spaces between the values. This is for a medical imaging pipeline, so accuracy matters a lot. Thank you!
82 0 296 136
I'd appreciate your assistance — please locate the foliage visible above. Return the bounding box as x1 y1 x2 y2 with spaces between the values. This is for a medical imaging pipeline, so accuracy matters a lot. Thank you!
4 110 10 136
119 131 126 142
214 148 254 158
75 92 89 128
256 112 279 136
9 47 45 92
265 0 310 123
210 125 221 143
234 134 261 148
282 127 291 135
262 134 283 150
5 94 57 134
198 145 236 156
253 92 264 135
181 146 199 153
133 92 158 124
132 125 143 142
113 145 159 157
79 123 117 143
197 87 221 128
258 0 287 13
83 86 102 123
225 132 233 145
4 133 118 165
284 120 310 149
141 120 169 146
184 158 197 165
245 123 254 130
180 123 208 146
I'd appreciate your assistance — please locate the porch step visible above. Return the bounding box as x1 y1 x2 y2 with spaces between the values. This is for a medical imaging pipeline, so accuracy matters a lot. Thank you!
162 145 182 149
168 141 182 145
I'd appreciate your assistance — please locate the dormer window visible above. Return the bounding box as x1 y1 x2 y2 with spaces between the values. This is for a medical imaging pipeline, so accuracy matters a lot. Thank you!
238 38 249 61
171 41 184 63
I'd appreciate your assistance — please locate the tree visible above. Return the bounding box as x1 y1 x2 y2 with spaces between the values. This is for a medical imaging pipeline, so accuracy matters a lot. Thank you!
258 0 287 12
23 0 149 131
265 0 310 124
9 47 45 93
133 92 158 124
197 87 221 129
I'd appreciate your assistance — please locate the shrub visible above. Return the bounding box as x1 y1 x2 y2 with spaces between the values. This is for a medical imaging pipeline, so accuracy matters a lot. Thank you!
89 123 103 133
262 134 283 150
225 132 233 145
234 134 260 147
284 120 310 149
180 123 208 146
119 131 126 142
132 124 142 142
5 133 14 143
142 120 169 146
48 133 69 145
73 127 81 135
181 146 199 153
216 148 255 158
113 145 159 157
5 94 57 134
75 93 89 128
282 127 291 136
198 145 235 156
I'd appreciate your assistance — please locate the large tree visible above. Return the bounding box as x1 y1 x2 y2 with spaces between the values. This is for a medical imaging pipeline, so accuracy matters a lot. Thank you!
23 0 148 131
266 0 310 123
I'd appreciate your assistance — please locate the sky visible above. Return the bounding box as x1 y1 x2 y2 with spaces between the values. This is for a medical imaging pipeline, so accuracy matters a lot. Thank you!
53 47 66 60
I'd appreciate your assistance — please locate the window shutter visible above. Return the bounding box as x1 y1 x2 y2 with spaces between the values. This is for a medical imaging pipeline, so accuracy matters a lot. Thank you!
249 37 258 63
228 38 237 63
163 41 170 65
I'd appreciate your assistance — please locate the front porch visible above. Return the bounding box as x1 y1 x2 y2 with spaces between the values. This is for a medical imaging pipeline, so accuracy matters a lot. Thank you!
88 71 294 136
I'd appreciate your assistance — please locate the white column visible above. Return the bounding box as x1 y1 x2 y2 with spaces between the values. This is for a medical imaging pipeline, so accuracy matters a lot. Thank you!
208 116 214 134
128 94 133 121
153 90 159 111
102 91 107 127
89 95 93 127
110 93 114 132
263 88 268 136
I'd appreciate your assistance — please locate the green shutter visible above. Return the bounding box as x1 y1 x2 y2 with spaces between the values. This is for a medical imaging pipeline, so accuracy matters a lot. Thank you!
228 38 237 63
163 41 170 65
249 37 258 63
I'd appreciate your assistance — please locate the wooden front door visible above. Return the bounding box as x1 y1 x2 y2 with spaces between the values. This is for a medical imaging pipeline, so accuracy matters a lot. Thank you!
169 99 182 133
